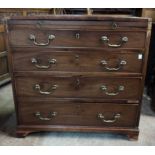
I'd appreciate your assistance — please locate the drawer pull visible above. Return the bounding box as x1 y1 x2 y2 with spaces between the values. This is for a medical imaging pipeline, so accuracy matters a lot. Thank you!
35 111 57 121
31 58 56 69
29 34 55 46
100 85 124 96
101 36 128 48
34 84 58 95
100 60 126 71
98 113 121 123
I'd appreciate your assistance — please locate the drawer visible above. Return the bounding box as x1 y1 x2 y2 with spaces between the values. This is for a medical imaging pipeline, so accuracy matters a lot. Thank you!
12 48 143 74
9 28 146 48
8 19 148 30
15 76 141 100
18 101 139 127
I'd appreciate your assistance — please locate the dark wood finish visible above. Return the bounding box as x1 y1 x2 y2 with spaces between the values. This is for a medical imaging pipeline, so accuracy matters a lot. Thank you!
9 27 146 49
18 101 138 127
15 76 141 100
12 48 143 74
16 125 139 139
7 15 149 22
8 20 148 29
6 15 151 140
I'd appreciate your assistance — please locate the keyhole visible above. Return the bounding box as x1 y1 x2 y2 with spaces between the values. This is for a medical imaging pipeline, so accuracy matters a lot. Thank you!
112 22 118 29
36 21 42 29
76 78 80 86
75 78 80 89
75 54 80 64
75 33 80 39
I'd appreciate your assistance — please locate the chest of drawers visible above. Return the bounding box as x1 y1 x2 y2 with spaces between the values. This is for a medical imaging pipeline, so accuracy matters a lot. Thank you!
6 15 151 140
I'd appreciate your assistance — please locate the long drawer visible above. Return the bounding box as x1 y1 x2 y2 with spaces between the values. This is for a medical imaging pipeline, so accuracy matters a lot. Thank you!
18 100 139 127
8 19 148 30
15 76 141 100
9 28 146 48
12 48 143 74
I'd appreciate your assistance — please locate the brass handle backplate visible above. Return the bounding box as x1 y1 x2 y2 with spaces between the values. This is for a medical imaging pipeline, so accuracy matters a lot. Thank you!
35 111 57 121
101 36 128 48
34 84 58 95
31 58 56 69
100 60 126 71
29 34 55 46
100 85 124 96
98 113 121 123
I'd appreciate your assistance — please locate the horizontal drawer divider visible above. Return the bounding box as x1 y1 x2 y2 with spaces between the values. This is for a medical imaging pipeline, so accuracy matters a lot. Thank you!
10 46 146 51
17 96 140 104
13 71 143 78
11 47 145 52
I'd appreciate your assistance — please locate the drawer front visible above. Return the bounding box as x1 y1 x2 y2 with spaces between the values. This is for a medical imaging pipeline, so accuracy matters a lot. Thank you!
13 49 143 74
18 101 138 127
8 20 148 30
9 28 146 48
15 76 141 100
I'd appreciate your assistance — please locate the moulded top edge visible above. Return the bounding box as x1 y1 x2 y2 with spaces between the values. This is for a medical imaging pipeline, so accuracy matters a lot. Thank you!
6 15 151 22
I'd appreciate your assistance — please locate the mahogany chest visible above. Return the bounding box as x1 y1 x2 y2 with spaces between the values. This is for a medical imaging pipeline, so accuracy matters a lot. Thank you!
6 15 151 140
